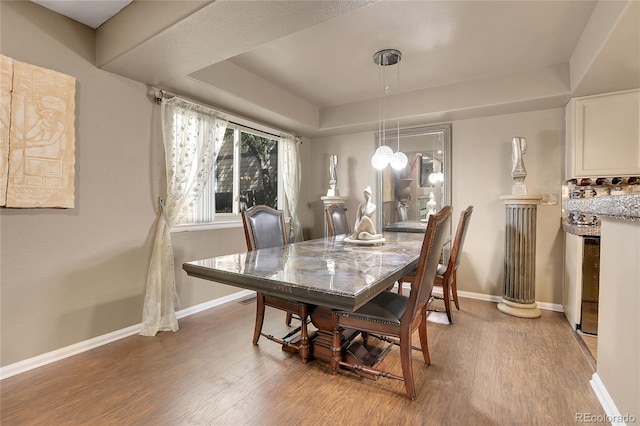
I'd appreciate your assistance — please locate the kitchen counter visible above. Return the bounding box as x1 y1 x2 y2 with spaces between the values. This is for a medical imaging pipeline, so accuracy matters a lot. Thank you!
563 193 639 418
564 194 640 221
562 220 600 236
593 215 639 419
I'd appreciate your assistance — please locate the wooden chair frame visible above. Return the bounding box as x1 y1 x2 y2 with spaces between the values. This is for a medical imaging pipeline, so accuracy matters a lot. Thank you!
398 205 474 323
432 205 474 322
330 206 453 399
242 205 311 362
325 204 351 237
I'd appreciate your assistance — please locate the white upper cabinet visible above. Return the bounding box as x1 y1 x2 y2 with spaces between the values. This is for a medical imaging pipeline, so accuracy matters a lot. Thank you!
565 89 640 180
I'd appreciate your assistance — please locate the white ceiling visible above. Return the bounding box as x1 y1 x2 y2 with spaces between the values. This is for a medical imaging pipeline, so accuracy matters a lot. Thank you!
31 0 132 29
32 0 640 137
227 0 595 108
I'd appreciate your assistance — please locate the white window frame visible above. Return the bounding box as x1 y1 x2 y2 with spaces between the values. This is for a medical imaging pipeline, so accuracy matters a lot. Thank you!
172 119 285 233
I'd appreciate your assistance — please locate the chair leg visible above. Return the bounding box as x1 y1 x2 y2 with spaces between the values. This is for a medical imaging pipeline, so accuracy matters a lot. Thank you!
443 276 453 324
418 307 431 365
285 312 293 326
361 331 369 346
399 330 416 400
451 270 460 310
253 293 266 344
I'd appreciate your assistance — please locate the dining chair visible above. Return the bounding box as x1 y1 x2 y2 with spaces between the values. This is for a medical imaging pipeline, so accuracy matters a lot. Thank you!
397 205 474 323
325 204 351 237
330 205 452 400
242 205 311 362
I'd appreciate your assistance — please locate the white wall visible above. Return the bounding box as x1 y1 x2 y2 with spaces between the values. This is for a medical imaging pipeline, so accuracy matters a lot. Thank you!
310 108 565 303
597 218 639 419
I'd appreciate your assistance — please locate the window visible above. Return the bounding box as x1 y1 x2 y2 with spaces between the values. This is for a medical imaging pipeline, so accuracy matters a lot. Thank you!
176 123 283 229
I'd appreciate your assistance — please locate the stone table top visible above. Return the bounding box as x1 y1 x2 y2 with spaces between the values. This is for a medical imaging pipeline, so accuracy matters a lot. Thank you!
183 232 426 311
384 220 428 233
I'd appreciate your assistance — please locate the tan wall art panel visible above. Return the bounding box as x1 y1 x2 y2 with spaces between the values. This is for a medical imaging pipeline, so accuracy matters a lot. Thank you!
2 55 76 208
0 54 12 206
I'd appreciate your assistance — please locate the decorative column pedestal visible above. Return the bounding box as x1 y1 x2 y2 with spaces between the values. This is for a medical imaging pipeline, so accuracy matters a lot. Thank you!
321 196 347 238
497 195 543 318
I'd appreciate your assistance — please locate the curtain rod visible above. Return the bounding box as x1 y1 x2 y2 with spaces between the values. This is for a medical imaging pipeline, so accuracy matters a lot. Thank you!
152 88 301 143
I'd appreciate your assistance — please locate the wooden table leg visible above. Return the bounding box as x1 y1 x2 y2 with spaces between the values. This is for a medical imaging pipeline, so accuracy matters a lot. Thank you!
309 306 387 380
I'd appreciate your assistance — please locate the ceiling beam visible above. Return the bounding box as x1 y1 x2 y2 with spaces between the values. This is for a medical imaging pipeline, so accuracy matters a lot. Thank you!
570 0 639 95
96 0 375 86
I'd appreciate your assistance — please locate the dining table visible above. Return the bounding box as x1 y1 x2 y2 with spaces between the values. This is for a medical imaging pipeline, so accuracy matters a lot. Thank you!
183 231 426 366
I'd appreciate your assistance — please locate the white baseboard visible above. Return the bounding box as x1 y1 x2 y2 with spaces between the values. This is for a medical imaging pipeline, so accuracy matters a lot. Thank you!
405 285 563 312
0 323 142 381
175 289 254 319
536 300 564 312
0 289 255 380
590 373 630 426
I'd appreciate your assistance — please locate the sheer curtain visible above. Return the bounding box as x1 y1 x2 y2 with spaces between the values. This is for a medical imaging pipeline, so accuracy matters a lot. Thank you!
140 97 228 336
282 134 303 242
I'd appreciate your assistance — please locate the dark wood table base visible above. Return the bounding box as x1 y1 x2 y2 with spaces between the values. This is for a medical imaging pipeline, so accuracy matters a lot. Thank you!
279 305 386 380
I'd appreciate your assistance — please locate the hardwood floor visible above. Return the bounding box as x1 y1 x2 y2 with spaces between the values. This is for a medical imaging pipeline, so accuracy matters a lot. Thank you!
580 333 598 360
576 331 598 370
1 298 603 425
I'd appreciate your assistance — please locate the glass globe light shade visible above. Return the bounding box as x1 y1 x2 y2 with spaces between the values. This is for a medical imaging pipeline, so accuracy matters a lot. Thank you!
390 151 408 170
429 172 444 184
372 145 393 169
371 153 389 169
375 145 394 157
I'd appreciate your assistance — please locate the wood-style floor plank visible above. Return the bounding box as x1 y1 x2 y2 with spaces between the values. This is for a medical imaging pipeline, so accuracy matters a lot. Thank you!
1 298 603 425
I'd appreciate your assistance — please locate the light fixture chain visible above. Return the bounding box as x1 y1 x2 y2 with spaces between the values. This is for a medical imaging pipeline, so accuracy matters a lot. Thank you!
371 48 406 170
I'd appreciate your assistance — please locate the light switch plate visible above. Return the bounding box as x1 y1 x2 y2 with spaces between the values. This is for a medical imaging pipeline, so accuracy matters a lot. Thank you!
540 193 559 206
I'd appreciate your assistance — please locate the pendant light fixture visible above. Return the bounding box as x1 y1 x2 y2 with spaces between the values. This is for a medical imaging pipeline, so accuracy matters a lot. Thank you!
371 49 407 170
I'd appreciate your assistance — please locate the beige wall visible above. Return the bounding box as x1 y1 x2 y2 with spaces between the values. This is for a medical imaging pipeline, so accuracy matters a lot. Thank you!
0 1 156 365
452 110 565 303
308 131 378 235
310 108 565 303
0 1 297 367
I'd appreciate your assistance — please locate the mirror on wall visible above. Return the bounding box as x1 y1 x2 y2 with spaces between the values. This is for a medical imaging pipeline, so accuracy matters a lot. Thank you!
374 124 451 233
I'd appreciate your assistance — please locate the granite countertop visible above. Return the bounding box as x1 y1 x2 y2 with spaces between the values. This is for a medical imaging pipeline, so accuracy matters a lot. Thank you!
565 194 640 222
562 220 601 236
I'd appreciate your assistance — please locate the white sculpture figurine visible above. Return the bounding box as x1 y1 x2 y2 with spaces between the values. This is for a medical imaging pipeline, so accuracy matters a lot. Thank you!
349 186 383 241
426 191 437 217
327 154 339 196
511 136 528 195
